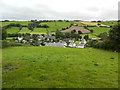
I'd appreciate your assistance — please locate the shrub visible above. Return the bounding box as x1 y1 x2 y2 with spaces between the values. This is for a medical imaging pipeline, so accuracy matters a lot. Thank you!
1 40 25 48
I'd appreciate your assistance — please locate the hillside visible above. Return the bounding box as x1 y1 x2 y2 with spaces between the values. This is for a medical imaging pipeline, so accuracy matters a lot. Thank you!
61 26 91 34
2 46 118 88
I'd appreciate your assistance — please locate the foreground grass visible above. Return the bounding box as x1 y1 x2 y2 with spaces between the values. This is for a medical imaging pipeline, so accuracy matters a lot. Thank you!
2 46 118 88
0 49 2 89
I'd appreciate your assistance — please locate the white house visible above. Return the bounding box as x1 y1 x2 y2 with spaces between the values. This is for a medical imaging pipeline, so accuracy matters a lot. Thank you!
18 37 23 42
69 42 76 47
80 39 86 44
22 40 27 44
69 40 74 43
76 39 87 48
77 43 85 48
29 39 33 42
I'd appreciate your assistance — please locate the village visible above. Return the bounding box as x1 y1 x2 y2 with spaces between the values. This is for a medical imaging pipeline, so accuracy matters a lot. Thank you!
15 32 88 48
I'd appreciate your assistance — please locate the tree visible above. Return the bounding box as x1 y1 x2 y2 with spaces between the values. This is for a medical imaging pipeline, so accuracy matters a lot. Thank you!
0 28 7 40
65 39 70 47
65 33 71 38
84 35 89 41
109 23 120 44
55 30 64 39
24 34 30 41
97 23 101 26
92 23 120 52
90 30 93 33
98 32 108 40
78 31 82 34
19 26 22 31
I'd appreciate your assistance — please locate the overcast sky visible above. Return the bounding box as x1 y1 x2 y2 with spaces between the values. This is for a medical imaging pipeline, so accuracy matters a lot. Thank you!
0 0 119 21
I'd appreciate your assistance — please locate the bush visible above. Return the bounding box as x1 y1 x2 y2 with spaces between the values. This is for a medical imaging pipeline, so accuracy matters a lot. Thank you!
86 40 98 47
1 40 25 48
93 40 119 52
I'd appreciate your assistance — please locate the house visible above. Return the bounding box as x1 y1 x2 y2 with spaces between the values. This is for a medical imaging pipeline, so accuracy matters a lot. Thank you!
18 37 23 42
91 38 101 40
22 40 27 44
81 39 86 44
76 39 87 48
29 39 33 42
69 40 74 43
69 42 76 47
15 40 18 42
77 43 85 48
45 42 67 47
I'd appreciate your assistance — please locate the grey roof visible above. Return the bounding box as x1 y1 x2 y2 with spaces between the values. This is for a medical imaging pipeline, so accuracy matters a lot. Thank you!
45 42 67 47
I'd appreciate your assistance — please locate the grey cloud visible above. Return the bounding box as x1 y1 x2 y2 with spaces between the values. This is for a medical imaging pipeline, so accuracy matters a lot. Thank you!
85 7 100 12
0 0 118 21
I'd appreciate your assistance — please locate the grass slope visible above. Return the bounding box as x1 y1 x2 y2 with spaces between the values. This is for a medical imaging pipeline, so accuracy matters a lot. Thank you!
30 28 47 34
6 27 19 34
88 27 110 35
2 47 118 88
1 21 31 27
40 21 72 32
19 27 31 34
100 21 117 26
79 21 109 27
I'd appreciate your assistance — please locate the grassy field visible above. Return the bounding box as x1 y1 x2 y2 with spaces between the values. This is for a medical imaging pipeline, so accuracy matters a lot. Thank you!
30 28 47 34
40 21 72 31
19 27 31 34
1 21 31 27
2 21 111 36
78 21 109 27
0 49 2 89
88 27 110 35
100 21 117 26
6 37 17 40
6 27 19 34
2 46 118 88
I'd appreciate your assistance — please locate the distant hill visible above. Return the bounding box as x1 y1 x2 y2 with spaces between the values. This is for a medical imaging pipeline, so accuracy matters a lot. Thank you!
60 26 91 34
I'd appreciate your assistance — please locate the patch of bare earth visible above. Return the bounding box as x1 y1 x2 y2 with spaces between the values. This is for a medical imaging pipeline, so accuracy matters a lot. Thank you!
60 26 91 34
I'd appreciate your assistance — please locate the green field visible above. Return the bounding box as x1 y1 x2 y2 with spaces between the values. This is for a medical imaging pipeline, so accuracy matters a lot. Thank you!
40 21 72 32
6 27 19 34
30 28 47 34
88 27 110 35
100 21 117 26
19 27 31 34
1 21 112 37
2 47 118 88
1 21 31 27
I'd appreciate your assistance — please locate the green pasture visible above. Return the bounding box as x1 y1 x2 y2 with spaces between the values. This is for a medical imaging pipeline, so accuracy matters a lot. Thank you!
19 27 31 34
100 21 117 26
40 21 72 32
88 27 110 35
6 27 19 34
1 21 31 27
2 46 118 88
30 28 47 34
